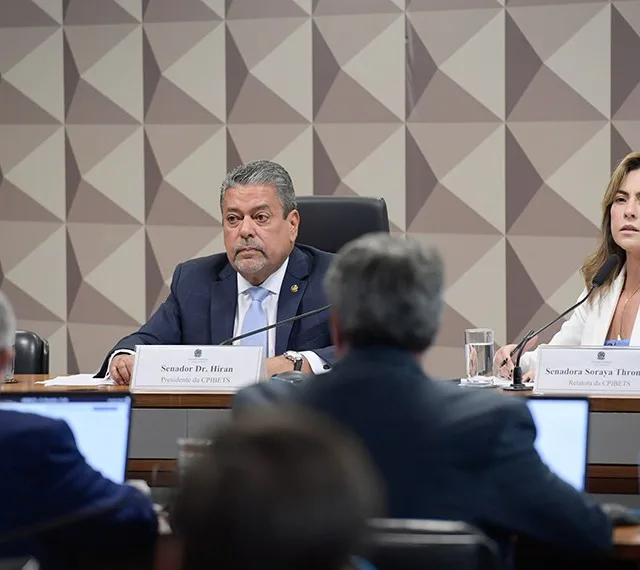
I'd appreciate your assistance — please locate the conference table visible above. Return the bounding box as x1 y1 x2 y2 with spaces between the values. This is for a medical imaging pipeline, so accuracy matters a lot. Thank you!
2 374 639 495
4 375 640 567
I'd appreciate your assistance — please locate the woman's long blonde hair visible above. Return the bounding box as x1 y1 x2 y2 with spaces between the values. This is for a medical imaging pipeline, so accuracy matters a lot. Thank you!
581 151 640 299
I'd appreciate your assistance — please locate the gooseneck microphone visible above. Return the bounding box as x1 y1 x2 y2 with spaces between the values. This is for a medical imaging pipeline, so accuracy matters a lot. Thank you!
497 328 535 368
219 304 331 346
502 253 620 392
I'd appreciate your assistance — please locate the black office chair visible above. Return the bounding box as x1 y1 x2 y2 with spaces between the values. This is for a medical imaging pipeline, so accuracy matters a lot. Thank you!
295 196 390 253
13 330 49 375
364 518 502 570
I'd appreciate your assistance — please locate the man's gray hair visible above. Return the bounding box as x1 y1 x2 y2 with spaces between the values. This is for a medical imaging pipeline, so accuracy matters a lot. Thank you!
220 160 297 217
0 290 16 350
324 233 445 352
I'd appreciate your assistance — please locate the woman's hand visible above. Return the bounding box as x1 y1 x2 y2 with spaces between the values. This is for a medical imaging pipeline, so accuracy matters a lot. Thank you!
494 343 517 378
494 335 539 379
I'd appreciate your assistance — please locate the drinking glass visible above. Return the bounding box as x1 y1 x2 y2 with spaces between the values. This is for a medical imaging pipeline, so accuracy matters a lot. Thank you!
2 349 15 383
464 328 495 386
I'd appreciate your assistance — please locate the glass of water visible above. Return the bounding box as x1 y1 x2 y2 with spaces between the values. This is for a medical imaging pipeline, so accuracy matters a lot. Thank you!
2 349 15 383
464 328 495 386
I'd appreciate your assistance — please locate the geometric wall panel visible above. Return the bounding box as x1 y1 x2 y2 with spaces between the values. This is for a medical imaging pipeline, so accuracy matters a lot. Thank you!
0 0 635 378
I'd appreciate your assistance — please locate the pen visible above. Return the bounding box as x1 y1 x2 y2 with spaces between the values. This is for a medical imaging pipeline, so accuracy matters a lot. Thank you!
498 346 518 368
498 328 535 368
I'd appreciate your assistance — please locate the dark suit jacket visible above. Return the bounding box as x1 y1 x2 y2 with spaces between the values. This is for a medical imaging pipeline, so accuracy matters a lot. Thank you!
0 411 157 569
233 346 612 564
97 244 335 377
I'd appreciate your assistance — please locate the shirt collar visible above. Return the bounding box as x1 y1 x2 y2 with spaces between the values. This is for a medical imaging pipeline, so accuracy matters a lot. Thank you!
237 256 290 296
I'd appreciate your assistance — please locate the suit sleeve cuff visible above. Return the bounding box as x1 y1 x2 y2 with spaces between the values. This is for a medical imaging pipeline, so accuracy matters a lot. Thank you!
106 349 135 379
300 351 330 375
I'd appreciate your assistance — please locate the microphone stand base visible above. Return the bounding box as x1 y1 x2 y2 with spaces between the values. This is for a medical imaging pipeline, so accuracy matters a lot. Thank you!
502 383 533 392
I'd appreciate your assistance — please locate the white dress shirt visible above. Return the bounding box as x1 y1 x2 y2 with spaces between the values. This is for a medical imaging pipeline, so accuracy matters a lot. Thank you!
519 265 640 373
233 257 327 372
106 256 329 378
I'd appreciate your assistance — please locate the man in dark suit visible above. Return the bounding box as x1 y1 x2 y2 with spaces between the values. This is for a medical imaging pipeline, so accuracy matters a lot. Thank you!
0 292 158 569
98 160 335 384
233 234 613 565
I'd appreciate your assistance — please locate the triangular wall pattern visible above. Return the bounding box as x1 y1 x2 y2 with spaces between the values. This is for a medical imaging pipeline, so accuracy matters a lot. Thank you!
0 1 633 378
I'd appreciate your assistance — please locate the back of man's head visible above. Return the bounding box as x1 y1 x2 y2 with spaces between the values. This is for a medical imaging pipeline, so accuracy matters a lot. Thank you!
324 233 444 354
0 290 16 375
171 410 382 570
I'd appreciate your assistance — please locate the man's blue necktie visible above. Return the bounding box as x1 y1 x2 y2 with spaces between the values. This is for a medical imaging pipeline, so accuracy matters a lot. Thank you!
240 286 270 356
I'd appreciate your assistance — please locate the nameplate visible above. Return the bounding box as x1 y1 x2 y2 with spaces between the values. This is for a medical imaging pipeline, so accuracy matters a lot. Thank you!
535 345 640 396
129 345 266 394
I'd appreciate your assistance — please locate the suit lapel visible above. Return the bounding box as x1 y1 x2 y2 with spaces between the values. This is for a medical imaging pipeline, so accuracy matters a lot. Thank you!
210 262 238 345
275 247 310 355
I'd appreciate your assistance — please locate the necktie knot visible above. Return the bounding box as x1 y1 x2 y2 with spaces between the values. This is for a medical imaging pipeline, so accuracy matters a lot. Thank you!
248 286 269 303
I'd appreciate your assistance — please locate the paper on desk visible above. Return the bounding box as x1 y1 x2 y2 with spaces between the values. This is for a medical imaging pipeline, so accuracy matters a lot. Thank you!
36 374 115 387
458 376 533 388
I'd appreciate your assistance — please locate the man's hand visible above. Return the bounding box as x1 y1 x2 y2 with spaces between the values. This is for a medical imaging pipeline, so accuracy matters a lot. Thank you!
266 355 311 377
109 354 135 385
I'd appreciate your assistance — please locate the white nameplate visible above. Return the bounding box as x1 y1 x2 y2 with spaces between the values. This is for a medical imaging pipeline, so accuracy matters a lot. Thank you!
129 345 267 394
535 345 640 396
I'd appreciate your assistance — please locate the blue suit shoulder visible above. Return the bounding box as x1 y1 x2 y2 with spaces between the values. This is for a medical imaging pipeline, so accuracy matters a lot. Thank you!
172 251 230 281
294 243 335 267
0 410 71 447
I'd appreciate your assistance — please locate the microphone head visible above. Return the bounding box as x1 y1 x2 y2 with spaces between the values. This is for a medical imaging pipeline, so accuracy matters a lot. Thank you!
592 253 620 287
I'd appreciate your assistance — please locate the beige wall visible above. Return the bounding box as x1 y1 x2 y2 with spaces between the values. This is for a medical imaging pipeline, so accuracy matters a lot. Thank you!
1 1 637 378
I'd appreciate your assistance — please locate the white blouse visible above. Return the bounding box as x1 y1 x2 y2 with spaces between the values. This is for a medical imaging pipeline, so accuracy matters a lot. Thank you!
520 266 640 373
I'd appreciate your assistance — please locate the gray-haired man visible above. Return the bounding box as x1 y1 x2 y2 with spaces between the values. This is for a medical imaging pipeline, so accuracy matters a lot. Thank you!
234 233 612 568
97 160 336 384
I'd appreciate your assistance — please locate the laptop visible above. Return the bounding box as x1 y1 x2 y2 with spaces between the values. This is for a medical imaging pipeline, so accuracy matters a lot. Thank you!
0 392 132 484
526 396 590 491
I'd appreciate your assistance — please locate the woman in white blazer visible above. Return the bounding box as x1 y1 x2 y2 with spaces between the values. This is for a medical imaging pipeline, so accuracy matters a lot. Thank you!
495 151 640 380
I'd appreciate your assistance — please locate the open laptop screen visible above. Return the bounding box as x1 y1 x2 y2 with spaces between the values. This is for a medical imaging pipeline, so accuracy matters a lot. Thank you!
0 393 132 484
526 397 590 491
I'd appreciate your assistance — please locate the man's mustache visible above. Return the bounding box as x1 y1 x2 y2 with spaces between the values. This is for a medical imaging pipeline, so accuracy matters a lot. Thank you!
234 241 265 257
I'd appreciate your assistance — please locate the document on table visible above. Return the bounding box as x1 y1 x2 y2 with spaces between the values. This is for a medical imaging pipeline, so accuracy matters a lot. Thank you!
458 376 534 388
36 374 116 387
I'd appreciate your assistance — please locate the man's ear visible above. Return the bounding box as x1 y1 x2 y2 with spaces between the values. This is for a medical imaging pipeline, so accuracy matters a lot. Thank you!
287 209 300 242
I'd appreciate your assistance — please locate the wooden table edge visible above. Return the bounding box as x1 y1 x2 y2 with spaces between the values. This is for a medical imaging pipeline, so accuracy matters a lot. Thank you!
6 375 640 411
